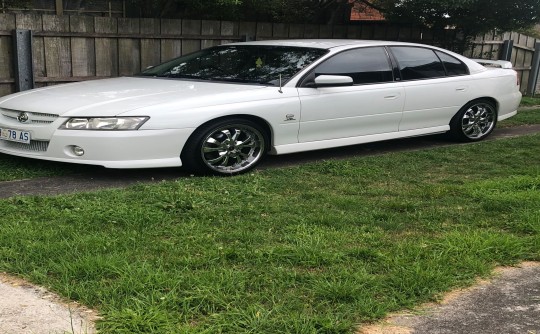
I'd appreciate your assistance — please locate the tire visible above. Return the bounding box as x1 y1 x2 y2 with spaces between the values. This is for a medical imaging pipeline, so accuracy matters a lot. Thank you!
181 118 268 175
449 99 497 142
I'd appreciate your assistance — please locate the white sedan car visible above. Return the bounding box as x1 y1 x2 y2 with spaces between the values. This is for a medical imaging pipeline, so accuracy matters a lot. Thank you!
0 40 521 175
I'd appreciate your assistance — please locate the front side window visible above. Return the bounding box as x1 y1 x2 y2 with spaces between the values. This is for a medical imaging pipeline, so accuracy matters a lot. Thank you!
312 47 393 85
138 45 327 85
390 47 446 80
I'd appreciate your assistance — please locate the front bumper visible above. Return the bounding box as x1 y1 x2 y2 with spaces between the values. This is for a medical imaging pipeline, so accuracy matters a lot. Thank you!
0 128 195 168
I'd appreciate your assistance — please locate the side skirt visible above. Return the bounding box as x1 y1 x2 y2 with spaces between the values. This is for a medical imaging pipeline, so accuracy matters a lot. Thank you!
270 126 450 155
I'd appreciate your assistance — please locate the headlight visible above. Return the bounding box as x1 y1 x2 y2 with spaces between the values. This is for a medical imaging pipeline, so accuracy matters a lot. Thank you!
60 117 149 130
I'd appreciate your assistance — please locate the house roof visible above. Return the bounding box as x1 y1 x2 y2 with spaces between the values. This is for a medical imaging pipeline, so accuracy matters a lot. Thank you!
350 1 385 21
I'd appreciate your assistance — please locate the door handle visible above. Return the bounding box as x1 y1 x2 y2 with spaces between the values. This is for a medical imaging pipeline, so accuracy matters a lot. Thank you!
456 86 468 92
384 94 400 100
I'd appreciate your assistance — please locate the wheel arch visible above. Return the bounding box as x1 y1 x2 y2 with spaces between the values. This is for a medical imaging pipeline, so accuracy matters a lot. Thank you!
181 114 274 156
451 97 498 125
465 97 498 113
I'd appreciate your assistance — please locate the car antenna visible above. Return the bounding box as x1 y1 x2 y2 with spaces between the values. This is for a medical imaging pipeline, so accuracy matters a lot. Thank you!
278 74 283 93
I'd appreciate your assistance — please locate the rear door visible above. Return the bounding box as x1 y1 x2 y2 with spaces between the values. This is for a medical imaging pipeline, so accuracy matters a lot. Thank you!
388 46 473 131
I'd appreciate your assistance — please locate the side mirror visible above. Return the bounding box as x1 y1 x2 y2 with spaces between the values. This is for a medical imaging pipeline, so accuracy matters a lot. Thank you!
313 75 354 87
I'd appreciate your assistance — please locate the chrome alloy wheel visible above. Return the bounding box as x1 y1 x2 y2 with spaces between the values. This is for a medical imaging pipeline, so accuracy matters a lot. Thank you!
461 102 496 140
200 124 265 174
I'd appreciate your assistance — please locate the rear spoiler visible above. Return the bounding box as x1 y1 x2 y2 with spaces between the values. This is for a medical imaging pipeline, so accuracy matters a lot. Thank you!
471 59 513 69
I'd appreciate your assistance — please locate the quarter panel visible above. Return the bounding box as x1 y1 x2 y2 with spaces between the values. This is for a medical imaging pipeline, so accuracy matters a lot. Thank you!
468 69 522 117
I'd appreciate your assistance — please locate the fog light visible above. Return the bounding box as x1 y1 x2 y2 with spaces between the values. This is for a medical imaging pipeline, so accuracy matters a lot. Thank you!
72 146 85 156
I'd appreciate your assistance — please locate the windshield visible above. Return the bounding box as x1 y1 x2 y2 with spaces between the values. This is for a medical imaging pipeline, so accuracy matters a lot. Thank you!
137 45 328 85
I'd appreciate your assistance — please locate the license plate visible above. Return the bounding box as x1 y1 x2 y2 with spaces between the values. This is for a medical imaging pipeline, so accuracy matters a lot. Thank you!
0 127 31 144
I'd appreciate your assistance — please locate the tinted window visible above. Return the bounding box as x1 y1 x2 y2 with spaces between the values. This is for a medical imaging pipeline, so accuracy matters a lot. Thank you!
390 47 446 80
435 51 469 76
314 47 393 85
139 45 327 85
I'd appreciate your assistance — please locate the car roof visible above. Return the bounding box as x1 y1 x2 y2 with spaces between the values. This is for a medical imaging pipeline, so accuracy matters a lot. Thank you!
229 39 487 74
232 39 398 49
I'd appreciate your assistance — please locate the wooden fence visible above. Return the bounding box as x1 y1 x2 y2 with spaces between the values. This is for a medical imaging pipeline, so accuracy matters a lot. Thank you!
0 13 538 98
0 14 245 96
0 13 465 97
465 31 539 92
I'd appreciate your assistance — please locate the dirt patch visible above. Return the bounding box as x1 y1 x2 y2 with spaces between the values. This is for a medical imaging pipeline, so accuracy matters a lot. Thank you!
0 273 99 334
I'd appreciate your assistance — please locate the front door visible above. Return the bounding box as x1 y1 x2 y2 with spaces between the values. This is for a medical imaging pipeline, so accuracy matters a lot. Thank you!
297 47 404 143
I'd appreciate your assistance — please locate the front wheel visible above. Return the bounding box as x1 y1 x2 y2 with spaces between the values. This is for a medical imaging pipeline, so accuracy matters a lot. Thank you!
181 118 268 175
449 100 497 142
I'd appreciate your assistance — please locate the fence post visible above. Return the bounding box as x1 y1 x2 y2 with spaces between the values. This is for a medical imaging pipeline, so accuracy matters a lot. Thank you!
500 40 513 61
12 29 34 92
55 0 63 15
526 42 540 96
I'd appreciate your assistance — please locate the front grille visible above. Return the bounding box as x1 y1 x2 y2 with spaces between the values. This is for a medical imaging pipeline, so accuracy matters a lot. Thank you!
2 140 49 152
0 108 59 124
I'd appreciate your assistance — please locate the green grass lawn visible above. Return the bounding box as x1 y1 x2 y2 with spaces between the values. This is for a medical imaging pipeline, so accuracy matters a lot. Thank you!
1 133 539 333
499 107 540 127
0 155 81 181
518 96 540 107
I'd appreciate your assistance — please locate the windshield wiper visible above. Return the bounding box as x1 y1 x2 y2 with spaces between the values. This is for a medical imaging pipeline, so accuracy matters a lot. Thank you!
209 77 273 85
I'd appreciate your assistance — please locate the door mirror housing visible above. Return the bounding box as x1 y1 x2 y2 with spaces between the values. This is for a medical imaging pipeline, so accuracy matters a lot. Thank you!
313 75 354 87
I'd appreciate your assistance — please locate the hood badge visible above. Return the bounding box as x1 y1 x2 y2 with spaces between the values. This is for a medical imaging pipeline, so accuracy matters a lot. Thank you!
17 112 29 123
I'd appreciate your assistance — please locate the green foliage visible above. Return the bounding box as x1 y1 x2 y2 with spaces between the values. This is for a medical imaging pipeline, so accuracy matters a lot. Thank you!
7 0 539 34
124 0 540 34
125 0 353 23
1 0 31 7
372 0 540 36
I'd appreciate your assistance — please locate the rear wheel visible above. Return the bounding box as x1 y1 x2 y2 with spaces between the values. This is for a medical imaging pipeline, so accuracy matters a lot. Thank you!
181 118 267 175
450 99 497 142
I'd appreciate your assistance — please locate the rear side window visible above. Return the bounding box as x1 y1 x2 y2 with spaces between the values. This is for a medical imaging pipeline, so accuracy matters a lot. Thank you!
390 47 446 80
314 47 393 85
435 51 469 76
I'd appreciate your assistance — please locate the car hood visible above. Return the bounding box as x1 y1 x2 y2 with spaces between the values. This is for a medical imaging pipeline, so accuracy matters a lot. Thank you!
0 77 268 117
